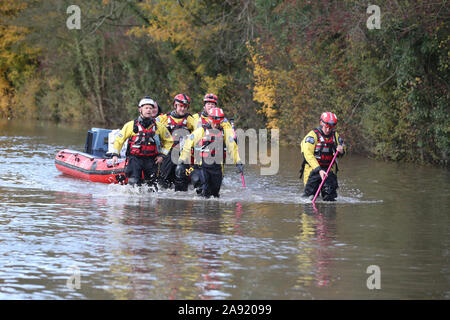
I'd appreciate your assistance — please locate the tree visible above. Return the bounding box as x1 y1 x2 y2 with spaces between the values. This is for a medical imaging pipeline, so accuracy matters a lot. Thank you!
0 0 39 118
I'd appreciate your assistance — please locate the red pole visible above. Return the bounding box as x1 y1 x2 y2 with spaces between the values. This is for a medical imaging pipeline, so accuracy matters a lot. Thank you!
312 151 339 204
240 173 246 188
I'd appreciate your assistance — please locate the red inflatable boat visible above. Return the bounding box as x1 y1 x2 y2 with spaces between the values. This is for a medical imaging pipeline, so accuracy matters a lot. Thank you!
55 149 127 184
54 127 129 184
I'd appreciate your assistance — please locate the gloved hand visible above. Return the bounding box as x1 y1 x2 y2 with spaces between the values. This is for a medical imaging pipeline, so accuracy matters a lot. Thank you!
176 163 188 179
110 154 119 166
236 163 244 174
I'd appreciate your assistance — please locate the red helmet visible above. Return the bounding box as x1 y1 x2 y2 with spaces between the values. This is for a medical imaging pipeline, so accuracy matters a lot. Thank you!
320 112 337 128
208 107 225 124
203 93 218 105
173 93 190 106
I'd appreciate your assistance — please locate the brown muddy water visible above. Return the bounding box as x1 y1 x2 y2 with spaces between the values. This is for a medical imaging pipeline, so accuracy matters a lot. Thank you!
0 119 449 299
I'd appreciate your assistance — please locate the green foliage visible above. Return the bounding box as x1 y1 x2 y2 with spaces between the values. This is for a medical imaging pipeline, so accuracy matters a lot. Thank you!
0 0 447 165
356 1 449 164
0 0 39 118
248 0 449 165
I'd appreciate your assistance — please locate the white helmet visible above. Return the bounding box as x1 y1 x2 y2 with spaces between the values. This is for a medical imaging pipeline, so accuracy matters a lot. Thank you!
138 96 156 107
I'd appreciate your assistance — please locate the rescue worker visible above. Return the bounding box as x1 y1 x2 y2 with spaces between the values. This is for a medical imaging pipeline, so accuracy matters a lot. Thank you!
300 112 345 201
192 93 233 130
151 99 163 118
176 107 243 198
190 93 234 190
110 96 173 188
156 93 196 190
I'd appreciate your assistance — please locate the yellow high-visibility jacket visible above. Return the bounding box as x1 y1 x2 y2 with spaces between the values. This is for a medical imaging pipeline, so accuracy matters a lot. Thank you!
179 125 241 165
192 112 233 131
156 113 196 133
300 129 345 185
111 119 173 157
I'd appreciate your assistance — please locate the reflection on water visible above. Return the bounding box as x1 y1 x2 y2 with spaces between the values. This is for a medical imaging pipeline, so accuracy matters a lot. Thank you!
0 119 449 299
295 205 337 289
104 199 240 300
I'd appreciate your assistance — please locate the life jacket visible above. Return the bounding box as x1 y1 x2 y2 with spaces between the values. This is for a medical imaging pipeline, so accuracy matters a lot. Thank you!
198 127 226 162
166 112 189 133
128 119 158 157
197 112 210 128
190 112 209 163
313 128 336 167
167 112 190 147
299 128 338 178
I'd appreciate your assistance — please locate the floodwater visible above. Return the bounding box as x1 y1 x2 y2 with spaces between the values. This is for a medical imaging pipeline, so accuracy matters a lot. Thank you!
0 119 449 300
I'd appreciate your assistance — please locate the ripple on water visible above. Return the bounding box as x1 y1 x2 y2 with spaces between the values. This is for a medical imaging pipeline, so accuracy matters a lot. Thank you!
102 177 382 206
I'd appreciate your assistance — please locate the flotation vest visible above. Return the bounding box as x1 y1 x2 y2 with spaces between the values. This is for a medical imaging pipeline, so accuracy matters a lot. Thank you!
128 119 158 157
198 112 210 128
167 112 190 147
299 128 338 178
166 112 189 133
198 127 226 161
313 128 336 167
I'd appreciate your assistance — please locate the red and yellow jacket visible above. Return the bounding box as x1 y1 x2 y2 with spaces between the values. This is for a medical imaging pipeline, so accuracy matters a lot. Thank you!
111 118 173 157
300 128 345 185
